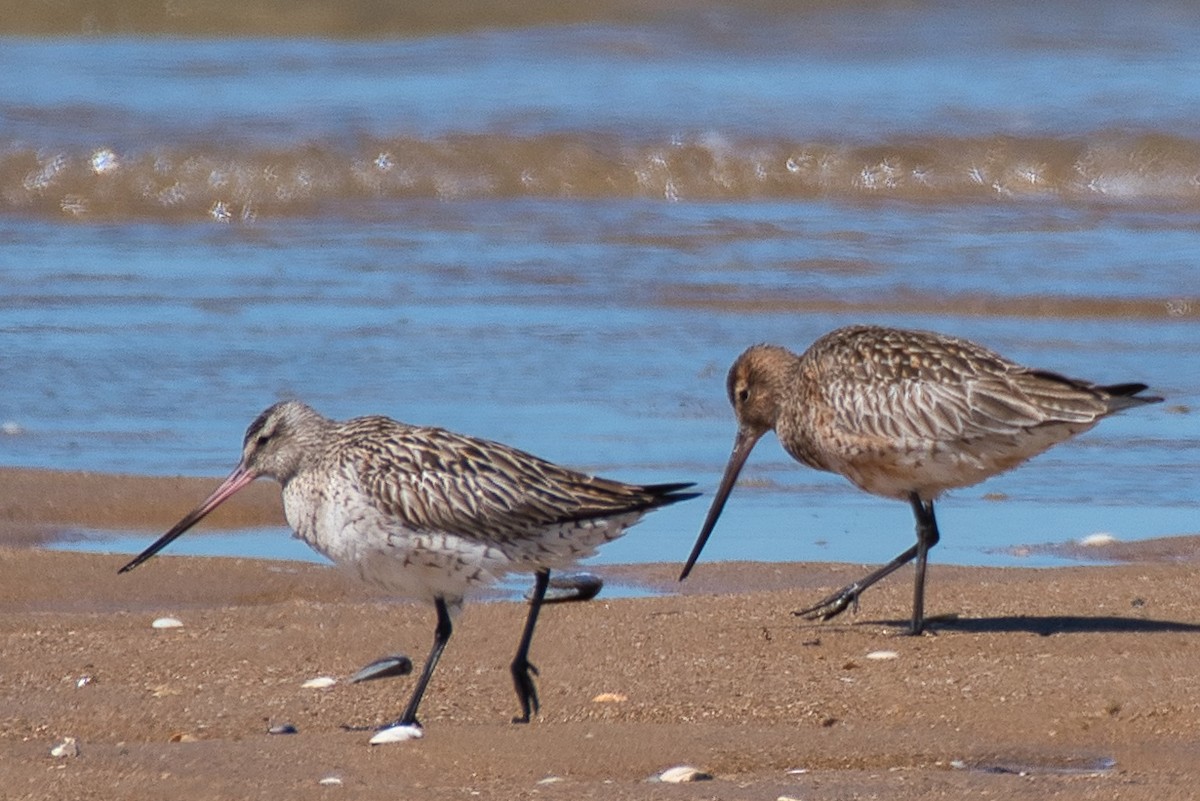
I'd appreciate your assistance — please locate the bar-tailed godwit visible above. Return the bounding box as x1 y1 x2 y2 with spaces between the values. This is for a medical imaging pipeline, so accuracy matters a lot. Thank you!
120 401 696 740
679 325 1161 634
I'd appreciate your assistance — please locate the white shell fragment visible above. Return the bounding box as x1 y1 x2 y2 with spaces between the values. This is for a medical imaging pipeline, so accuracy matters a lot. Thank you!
656 765 711 783
151 617 184 629
591 692 628 703
50 737 79 758
318 776 343 786
301 676 337 689
369 724 424 744
1079 532 1118 547
866 650 900 660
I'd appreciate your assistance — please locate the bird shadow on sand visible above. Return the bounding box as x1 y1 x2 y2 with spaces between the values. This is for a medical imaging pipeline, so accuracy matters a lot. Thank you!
861 614 1200 636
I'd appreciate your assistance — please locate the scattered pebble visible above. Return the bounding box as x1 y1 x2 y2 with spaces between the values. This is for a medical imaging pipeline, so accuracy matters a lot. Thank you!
75 675 93 689
318 776 343 786
655 765 711 783
866 650 899 660
151 617 184 629
348 656 412 684
50 737 79 758
302 676 337 689
168 732 199 743
1080 532 1118 547
369 724 424 744
268 723 299 735
591 692 628 703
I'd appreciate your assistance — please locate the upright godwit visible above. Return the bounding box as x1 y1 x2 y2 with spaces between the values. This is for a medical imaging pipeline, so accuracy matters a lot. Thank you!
679 325 1160 634
120 401 696 740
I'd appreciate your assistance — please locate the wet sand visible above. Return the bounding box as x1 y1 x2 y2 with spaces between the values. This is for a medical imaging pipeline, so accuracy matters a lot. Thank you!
3 469 1200 800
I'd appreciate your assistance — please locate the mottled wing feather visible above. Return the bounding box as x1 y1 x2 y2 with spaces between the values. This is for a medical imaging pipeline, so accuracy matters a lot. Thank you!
823 326 1113 445
339 417 671 545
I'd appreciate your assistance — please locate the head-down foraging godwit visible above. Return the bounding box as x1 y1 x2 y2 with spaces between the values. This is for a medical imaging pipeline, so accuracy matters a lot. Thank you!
679 325 1161 634
120 401 696 740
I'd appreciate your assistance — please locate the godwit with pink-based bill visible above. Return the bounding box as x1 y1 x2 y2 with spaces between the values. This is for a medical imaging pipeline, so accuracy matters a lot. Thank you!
121 401 696 740
679 325 1160 634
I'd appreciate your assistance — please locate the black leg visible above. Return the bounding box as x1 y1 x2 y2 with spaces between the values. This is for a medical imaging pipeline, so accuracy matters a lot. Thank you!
511 569 549 723
908 494 940 635
385 596 453 729
794 492 939 631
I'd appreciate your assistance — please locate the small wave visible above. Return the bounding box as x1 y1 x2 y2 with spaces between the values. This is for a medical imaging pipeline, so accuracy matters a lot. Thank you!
6 131 1200 221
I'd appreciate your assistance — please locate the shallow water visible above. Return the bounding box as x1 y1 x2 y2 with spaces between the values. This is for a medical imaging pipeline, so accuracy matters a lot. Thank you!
3 1 1198 576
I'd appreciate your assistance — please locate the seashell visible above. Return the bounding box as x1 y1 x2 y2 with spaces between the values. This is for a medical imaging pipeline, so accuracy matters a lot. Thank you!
536 776 564 785
268 723 298 735
151 617 184 629
50 737 79 758
75 676 93 689
655 765 711 783
168 732 198 743
534 572 604 603
348 655 413 684
369 723 424 744
318 776 343 786
591 692 628 703
866 650 899 660
301 676 337 689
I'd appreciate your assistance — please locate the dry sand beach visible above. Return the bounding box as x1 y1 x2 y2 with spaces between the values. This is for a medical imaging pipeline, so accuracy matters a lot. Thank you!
3 468 1200 800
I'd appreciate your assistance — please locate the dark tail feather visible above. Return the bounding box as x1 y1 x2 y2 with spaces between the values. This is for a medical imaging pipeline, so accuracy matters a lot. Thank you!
1099 382 1163 412
558 481 698 525
643 482 701 508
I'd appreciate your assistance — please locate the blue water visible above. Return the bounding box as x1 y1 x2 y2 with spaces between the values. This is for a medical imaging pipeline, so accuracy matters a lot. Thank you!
3 2 1199 579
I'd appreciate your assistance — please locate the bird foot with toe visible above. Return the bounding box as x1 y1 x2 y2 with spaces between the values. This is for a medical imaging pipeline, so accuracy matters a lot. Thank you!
511 660 541 724
794 585 861 622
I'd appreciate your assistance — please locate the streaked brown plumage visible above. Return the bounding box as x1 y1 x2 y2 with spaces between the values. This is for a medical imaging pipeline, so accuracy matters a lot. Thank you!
121 401 696 735
680 325 1161 634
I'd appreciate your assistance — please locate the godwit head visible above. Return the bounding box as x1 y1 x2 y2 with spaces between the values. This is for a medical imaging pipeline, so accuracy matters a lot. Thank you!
118 401 327 573
680 344 794 581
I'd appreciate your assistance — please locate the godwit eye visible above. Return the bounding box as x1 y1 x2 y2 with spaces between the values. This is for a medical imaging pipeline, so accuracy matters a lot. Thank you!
255 434 271 448
737 387 750 403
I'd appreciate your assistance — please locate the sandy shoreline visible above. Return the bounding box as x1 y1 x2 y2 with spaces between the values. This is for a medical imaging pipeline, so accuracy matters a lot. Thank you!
3 468 1200 799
